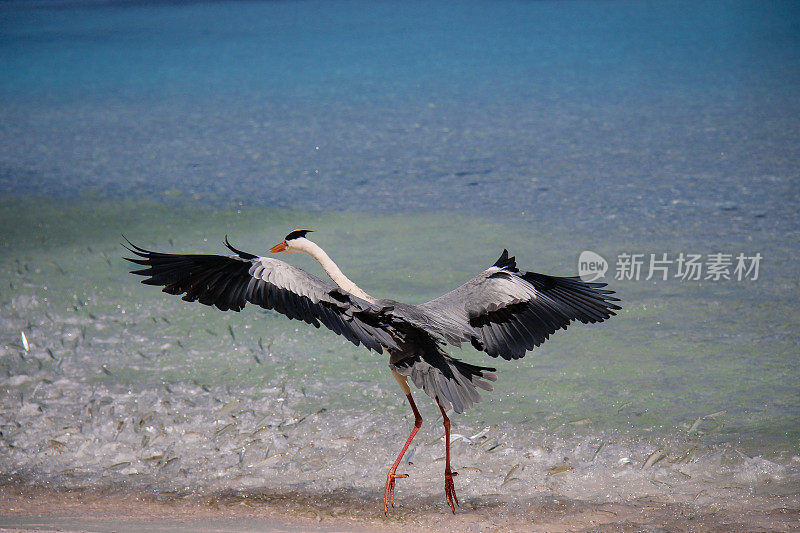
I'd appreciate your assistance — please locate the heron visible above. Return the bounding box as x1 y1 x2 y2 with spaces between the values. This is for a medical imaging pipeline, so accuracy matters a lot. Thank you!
124 229 620 513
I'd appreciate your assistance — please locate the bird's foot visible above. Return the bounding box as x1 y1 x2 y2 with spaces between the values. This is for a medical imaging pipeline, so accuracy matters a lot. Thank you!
384 471 408 514
444 469 459 513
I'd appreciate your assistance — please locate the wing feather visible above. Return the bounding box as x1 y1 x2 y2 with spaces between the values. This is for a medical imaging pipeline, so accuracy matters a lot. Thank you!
419 250 621 360
124 239 395 353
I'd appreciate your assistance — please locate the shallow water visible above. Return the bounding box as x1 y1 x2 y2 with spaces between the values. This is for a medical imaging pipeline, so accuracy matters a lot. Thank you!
1 0 799 518
1 199 797 512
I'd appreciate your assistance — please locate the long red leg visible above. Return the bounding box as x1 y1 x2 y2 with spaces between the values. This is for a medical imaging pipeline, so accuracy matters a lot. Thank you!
384 392 422 514
437 399 459 513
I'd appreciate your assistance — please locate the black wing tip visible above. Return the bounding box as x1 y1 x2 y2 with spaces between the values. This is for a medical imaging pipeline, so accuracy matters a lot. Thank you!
120 235 140 252
493 249 518 271
120 236 154 260
223 236 258 260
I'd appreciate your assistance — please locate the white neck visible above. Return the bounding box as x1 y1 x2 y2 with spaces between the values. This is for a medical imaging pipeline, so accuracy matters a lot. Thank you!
294 238 374 302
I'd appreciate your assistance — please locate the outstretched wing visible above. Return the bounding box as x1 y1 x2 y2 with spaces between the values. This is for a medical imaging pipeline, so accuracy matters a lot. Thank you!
418 250 621 360
123 238 397 353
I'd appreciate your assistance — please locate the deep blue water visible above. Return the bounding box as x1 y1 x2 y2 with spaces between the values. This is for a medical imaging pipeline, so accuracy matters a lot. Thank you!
1 0 799 240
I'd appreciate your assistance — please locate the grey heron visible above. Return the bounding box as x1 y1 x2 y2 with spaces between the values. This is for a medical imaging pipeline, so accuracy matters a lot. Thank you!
124 229 621 513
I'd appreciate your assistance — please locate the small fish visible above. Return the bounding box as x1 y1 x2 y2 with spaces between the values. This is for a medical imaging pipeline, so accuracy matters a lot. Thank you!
191 380 211 392
450 433 471 444
228 324 236 341
248 452 287 468
545 465 573 475
100 365 113 376
219 399 242 416
137 412 155 428
182 431 207 441
617 401 633 413
47 440 68 453
642 448 666 469
251 426 273 438
503 463 520 484
687 410 727 434
215 422 236 437
485 442 503 453
669 445 697 464
278 408 325 429
21 331 29 352
470 426 494 441
596 509 618 517
687 416 704 434
592 441 605 461
405 447 416 464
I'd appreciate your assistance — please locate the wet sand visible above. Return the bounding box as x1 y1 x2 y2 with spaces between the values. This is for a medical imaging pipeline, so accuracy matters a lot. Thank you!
1 484 798 532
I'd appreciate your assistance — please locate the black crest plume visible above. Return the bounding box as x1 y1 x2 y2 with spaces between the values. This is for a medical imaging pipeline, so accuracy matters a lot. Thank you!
285 229 313 241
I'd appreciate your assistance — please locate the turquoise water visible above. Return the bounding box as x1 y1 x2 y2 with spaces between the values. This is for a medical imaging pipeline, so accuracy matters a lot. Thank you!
1 0 798 513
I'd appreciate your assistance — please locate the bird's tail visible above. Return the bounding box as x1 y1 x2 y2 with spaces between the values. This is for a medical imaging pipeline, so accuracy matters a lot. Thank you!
391 351 497 414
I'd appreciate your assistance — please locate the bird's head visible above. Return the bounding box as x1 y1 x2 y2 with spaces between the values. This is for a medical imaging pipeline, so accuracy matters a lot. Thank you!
269 229 313 254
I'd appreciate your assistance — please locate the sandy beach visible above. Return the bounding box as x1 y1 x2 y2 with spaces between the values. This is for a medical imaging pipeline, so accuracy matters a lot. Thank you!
1 483 799 532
